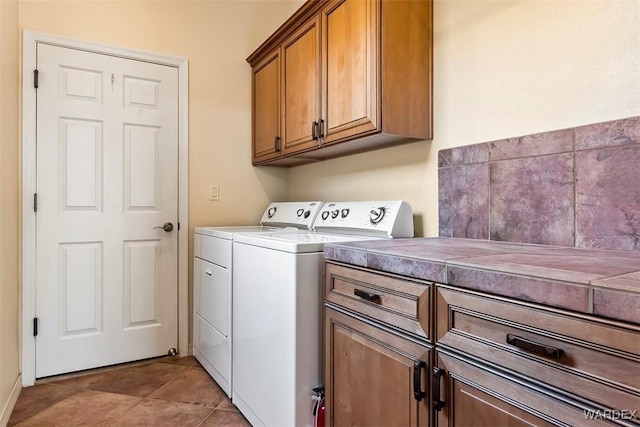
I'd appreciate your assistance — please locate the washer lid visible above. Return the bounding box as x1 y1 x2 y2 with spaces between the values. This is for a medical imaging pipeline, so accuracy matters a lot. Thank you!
194 225 282 239
233 231 381 253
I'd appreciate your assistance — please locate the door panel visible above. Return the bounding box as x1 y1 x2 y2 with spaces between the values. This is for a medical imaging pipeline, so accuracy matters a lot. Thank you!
124 125 160 210
123 240 160 327
282 16 321 155
322 0 379 144
252 50 281 163
325 307 431 427
60 242 102 335
36 43 178 378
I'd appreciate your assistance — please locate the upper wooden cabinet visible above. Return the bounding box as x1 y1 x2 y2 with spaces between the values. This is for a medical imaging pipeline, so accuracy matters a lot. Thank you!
251 50 282 163
281 15 321 156
247 0 433 166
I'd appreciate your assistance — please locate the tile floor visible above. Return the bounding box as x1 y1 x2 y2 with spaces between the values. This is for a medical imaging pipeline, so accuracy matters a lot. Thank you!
8 356 251 426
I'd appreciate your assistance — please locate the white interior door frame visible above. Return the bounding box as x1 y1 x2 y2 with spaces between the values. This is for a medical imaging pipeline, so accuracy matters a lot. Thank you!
21 30 189 386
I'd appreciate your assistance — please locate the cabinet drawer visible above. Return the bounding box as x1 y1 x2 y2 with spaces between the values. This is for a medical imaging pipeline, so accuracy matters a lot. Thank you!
436 285 640 413
325 262 432 341
436 349 612 427
196 235 231 268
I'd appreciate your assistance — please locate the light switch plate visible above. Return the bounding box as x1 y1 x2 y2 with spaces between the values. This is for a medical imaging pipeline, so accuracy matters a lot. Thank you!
209 185 219 201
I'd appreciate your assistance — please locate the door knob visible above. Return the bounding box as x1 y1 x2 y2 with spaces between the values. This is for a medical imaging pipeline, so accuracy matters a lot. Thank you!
154 222 174 232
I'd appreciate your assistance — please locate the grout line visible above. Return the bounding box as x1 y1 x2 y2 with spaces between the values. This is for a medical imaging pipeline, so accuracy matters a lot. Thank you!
195 408 218 427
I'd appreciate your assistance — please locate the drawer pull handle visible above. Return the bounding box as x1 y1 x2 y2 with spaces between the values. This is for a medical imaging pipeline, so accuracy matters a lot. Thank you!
353 289 380 302
506 334 563 360
204 269 212 277
413 360 426 401
432 366 445 411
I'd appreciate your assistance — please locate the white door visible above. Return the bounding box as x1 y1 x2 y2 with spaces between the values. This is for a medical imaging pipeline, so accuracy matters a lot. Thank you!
35 43 179 378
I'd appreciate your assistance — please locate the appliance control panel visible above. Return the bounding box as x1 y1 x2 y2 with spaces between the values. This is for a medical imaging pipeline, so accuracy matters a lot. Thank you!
260 201 324 229
313 201 414 238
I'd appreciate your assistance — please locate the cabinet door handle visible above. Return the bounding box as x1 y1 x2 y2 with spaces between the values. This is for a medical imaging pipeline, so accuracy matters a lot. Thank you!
312 121 318 140
319 119 325 138
413 360 426 401
506 334 563 360
204 269 212 277
353 288 380 302
275 136 281 152
432 366 445 411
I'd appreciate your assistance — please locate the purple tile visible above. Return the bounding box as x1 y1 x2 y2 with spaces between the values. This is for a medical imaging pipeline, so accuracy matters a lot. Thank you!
439 167 453 237
323 246 335 260
575 116 640 150
366 253 446 282
447 266 590 312
333 247 367 266
591 270 640 293
438 149 452 167
488 129 573 161
593 288 640 324
448 252 640 285
365 241 513 263
489 153 574 246
576 144 640 250
451 164 489 239
451 143 489 165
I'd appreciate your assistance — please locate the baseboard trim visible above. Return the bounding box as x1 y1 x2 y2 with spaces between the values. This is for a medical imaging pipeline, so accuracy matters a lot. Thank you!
0 374 22 426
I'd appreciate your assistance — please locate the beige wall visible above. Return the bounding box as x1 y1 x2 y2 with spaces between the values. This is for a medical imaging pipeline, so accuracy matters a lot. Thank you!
289 0 640 237
0 0 21 419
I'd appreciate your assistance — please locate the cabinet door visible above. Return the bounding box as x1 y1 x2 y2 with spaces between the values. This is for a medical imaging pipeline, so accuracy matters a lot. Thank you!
435 350 611 427
281 15 321 155
252 50 281 164
321 0 379 145
325 307 431 427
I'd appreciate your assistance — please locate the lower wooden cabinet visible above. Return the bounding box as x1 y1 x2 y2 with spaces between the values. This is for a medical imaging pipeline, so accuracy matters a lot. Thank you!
435 349 611 427
323 263 640 426
325 306 432 427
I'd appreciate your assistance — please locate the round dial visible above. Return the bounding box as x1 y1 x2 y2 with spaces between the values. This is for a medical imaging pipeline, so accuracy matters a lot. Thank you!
331 209 339 219
341 209 350 218
321 211 330 220
304 210 311 219
267 207 277 218
296 209 304 217
369 207 386 224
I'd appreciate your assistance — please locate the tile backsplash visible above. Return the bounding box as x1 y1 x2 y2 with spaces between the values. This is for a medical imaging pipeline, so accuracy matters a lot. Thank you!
438 116 640 251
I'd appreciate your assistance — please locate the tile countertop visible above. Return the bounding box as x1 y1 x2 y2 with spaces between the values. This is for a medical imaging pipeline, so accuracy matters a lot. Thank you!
323 237 640 325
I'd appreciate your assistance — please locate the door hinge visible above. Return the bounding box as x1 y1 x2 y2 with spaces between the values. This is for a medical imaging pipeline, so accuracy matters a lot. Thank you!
34 69 39 89
33 193 38 212
33 318 38 337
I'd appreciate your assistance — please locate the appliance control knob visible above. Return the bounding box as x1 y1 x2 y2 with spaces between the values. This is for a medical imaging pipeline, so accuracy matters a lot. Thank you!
341 209 350 218
304 210 311 219
331 209 339 219
296 209 304 217
267 207 277 218
369 207 386 225
321 211 330 220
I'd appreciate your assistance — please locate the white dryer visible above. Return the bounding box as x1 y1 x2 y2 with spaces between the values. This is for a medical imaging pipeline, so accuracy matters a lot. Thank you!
193 201 324 396
231 201 414 427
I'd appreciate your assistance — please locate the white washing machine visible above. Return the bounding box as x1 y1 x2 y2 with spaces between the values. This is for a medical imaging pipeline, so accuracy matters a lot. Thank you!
231 201 414 427
193 201 324 397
